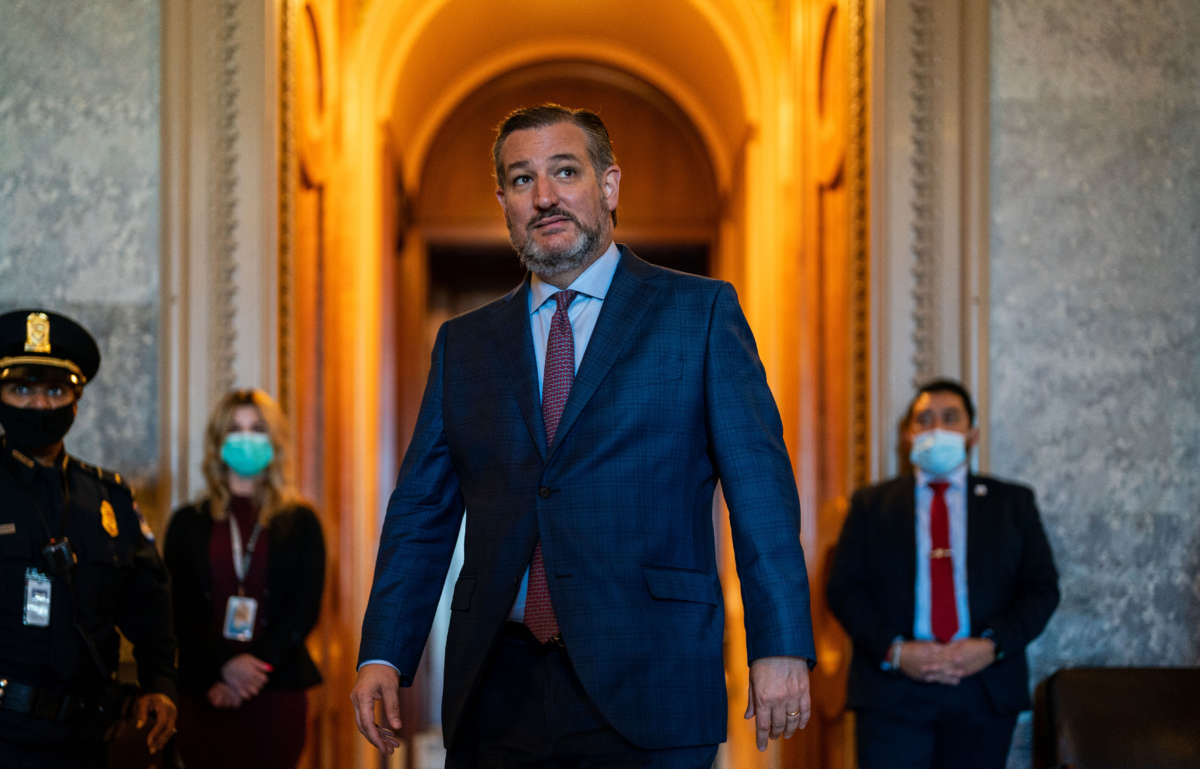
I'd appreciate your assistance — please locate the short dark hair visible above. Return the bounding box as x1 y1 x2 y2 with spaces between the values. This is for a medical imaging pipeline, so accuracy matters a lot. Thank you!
905 377 976 427
492 104 618 225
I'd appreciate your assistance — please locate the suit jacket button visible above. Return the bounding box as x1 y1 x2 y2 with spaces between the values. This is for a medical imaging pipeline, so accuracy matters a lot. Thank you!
538 487 552 499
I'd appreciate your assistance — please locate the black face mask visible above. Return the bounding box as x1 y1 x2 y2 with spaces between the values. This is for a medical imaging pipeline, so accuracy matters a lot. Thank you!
0 402 76 453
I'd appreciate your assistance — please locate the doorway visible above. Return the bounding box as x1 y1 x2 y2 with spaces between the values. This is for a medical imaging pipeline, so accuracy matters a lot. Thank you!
285 1 869 766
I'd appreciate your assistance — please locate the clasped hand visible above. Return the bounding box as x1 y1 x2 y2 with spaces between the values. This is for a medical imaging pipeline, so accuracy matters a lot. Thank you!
897 637 995 685
213 653 273 706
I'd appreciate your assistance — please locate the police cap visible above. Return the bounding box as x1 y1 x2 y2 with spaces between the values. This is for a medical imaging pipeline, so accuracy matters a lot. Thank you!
0 309 101 388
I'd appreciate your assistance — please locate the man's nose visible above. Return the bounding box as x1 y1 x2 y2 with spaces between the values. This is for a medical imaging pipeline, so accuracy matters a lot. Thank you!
533 176 557 208
27 391 53 409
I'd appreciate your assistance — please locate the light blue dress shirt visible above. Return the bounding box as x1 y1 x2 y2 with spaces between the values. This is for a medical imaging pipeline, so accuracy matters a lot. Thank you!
913 464 971 641
508 242 621 621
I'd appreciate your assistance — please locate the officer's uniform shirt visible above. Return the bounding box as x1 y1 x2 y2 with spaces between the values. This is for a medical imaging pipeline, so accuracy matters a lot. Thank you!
0 440 176 746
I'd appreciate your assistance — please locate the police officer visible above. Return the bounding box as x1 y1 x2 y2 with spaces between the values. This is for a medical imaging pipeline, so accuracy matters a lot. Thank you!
0 309 177 768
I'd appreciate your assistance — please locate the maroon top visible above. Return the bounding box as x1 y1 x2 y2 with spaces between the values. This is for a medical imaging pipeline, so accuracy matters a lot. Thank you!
207 495 271 648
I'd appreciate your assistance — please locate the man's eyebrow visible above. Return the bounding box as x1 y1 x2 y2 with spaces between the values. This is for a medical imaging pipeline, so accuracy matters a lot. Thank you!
504 153 584 175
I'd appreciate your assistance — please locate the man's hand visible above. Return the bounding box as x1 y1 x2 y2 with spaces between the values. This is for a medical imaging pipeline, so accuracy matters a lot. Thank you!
134 692 177 755
207 681 243 709
943 637 996 679
221 653 272 700
350 663 404 756
897 640 960 685
744 656 811 752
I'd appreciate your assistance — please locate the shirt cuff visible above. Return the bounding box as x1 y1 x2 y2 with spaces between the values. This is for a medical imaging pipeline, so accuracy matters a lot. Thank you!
880 636 905 671
358 659 402 674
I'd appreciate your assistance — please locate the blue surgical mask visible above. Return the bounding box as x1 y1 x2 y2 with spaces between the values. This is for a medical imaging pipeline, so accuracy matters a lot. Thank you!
221 431 274 477
909 428 967 477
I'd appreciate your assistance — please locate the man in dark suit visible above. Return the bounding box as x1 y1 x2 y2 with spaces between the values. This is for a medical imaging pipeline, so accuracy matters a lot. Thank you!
350 104 816 767
827 378 1060 769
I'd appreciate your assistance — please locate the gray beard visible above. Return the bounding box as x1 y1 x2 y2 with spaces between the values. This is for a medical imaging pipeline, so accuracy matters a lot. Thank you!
513 214 602 280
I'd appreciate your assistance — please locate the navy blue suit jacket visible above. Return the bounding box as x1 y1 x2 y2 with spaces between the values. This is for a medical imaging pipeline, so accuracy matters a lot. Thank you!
358 248 815 749
826 473 1060 716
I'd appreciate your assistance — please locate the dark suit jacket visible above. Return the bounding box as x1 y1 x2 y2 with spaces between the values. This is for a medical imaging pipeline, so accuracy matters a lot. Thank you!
164 500 325 694
826 473 1059 715
358 247 816 750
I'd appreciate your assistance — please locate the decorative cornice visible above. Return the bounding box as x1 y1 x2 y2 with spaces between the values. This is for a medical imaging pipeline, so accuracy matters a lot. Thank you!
210 0 241 402
848 0 870 489
908 0 935 385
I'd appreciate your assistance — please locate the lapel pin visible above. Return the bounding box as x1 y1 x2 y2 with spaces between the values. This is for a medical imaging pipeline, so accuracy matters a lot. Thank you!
974 484 988 497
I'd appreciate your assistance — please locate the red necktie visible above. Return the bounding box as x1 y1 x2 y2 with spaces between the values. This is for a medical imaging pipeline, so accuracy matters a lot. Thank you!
928 480 958 642
525 289 577 643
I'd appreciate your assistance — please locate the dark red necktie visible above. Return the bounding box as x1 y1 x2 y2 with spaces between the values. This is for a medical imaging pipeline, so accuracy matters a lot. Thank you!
525 289 577 643
928 480 959 643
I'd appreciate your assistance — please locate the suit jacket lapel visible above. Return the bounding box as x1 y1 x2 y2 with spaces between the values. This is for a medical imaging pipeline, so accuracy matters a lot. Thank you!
549 248 658 460
487 277 547 460
902 477 916 614
965 474 988 619
893 475 919 621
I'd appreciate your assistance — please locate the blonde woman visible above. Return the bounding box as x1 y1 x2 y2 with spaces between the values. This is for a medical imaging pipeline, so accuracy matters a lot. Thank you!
164 389 325 769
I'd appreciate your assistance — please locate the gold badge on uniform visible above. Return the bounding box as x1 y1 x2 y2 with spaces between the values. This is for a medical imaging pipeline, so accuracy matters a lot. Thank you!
100 500 119 538
25 312 51 353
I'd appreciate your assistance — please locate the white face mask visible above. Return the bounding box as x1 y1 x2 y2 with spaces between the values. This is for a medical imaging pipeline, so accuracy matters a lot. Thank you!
909 429 967 476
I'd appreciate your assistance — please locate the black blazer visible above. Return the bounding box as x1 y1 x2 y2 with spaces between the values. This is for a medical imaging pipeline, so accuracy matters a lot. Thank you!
826 473 1059 714
164 500 325 694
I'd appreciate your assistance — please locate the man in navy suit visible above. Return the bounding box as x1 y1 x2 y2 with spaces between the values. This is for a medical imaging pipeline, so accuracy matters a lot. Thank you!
350 104 816 767
827 379 1060 769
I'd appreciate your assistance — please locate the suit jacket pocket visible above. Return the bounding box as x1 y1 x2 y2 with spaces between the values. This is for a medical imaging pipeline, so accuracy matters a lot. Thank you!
643 565 720 605
451 575 476 611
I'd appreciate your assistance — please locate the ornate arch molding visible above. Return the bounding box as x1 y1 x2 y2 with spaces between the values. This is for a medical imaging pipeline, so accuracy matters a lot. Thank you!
161 0 283 506
394 41 738 199
870 0 991 476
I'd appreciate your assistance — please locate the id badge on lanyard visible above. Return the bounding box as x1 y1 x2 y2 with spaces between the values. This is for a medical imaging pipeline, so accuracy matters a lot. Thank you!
23 567 52 627
222 518 262 642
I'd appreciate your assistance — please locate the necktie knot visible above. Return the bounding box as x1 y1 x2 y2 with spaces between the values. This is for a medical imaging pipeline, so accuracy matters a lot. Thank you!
553 289 578 313
928 480 950 496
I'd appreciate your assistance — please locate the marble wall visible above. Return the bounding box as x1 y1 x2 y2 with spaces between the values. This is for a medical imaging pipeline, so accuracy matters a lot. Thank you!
989 0 1200 765
0 1 161 494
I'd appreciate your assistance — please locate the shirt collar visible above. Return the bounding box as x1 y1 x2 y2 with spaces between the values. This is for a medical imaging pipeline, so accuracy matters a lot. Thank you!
916 462 968 492
529 241 620 313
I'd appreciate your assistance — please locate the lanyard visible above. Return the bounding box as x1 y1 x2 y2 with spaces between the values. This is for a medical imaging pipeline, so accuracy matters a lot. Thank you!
228 515 263 594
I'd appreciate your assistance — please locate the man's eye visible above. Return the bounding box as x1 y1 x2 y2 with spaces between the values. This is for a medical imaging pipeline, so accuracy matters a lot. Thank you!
556 167 576 178
511 175 531 186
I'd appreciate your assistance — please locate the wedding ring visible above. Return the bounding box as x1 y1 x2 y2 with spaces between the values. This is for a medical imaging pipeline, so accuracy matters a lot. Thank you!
786 710 802 718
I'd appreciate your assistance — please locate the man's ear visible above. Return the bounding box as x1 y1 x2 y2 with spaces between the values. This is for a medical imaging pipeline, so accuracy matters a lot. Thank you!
965 426 980 450
601 165 621 210
495 185 506 209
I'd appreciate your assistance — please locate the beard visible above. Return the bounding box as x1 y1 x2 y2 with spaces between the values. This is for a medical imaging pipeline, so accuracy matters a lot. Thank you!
509 206 604 280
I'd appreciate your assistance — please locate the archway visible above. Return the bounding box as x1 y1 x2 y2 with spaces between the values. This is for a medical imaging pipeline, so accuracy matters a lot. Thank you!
401 58 723 759
287 1 867 766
